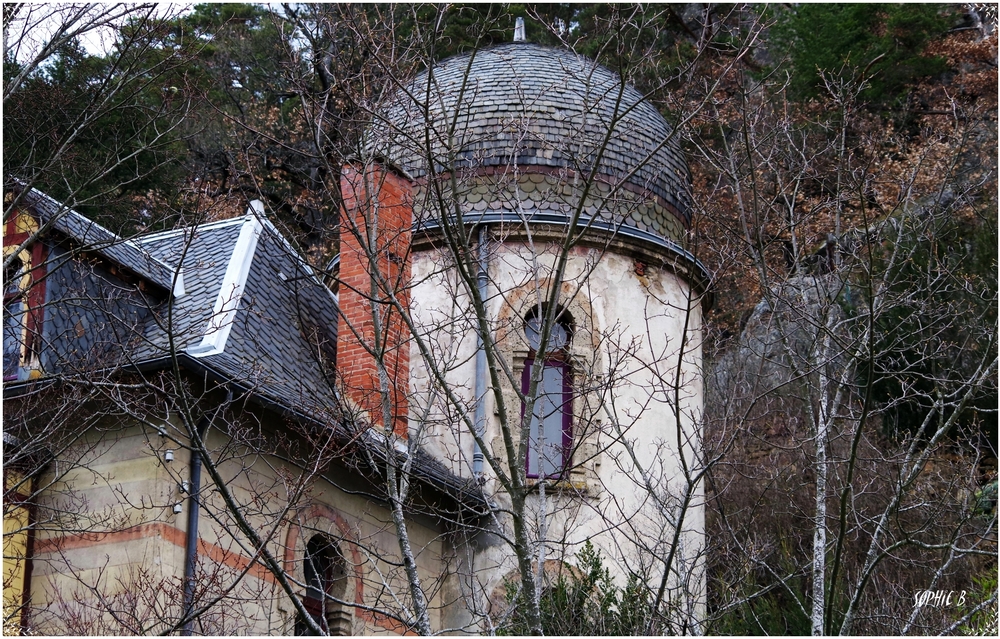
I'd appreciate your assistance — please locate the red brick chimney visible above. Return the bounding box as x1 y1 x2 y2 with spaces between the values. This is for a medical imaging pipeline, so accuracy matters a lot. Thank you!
336 164 412 438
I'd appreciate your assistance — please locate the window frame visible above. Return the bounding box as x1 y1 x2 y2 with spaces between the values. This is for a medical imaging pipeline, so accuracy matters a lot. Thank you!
520 305 575 481
521 356 573 480
498 285 600 493
4 259 27 381
2 238 46 382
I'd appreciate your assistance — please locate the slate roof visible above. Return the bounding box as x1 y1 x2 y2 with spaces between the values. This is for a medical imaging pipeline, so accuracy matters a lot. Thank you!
9 186 341 428
375 42 692 233
15 187 177 292
134 215 341 420
135 218 244 354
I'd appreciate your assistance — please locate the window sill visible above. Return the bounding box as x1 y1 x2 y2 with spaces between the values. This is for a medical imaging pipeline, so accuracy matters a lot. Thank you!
3 365 42 382
526 477 591 495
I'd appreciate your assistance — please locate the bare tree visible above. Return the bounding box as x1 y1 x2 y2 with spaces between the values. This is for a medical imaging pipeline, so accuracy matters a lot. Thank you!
3 3 196 276
7 4 994 637
3 6 472 634
695 41 997 635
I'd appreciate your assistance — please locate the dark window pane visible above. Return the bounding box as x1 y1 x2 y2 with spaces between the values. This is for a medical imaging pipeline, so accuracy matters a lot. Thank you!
4 299 24 379
305 536 333 601
524 360 570 478
525 315 568 352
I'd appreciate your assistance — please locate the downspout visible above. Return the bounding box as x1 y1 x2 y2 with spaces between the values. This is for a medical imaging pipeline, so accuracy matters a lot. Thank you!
472 225 489 478
180 409 215 635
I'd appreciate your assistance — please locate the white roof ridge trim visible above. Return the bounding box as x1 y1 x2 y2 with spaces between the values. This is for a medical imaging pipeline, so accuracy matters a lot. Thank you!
137 213 256 299
172 269 186 298
186 210 263 358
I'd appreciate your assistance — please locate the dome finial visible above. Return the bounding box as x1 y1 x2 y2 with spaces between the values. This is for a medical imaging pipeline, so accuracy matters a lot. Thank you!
514 17 526 42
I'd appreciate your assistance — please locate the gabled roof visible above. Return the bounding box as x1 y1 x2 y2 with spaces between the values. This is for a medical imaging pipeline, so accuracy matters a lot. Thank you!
14 187 179 294
8 187 339 420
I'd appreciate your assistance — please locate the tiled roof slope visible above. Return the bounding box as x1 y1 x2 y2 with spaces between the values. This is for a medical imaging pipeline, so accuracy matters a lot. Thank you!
375 42 692 229
6 189 337 418
134 218 246 355
16 187 177 291
134 216 340 420
200 226 340 419
12 196 341 424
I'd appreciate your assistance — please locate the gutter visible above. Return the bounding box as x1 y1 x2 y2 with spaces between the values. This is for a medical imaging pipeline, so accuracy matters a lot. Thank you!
180 415 210 636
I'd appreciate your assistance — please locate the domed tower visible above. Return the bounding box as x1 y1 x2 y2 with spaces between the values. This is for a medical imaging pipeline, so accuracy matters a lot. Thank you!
341 37 708 628
380 42 696 247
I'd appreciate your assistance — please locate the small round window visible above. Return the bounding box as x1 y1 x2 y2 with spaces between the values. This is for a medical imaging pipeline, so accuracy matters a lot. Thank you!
524 308 571 353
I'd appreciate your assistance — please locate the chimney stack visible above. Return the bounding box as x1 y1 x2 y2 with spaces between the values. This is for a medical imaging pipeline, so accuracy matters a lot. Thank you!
337 164 412 438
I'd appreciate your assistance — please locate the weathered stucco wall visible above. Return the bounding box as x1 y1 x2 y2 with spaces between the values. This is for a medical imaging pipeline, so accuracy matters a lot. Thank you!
410 233 705 621
24 412 450 635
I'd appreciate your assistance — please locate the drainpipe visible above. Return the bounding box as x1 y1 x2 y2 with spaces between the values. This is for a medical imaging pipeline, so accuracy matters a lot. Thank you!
179 388 233 633
180 408 215 635
472 225 489 479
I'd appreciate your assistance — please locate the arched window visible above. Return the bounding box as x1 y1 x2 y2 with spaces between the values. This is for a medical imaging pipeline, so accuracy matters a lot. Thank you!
295 535 350 635
522 307 573 479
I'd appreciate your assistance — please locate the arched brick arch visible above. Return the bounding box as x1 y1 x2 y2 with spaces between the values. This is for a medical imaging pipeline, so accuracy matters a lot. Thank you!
283 503 364 608
283 503 416 634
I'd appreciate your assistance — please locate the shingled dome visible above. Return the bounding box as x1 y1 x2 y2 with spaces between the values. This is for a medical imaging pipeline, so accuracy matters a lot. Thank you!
374 42 693 244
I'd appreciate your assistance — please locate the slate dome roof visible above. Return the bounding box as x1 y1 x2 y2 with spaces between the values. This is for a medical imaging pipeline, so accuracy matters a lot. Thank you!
374 42 692 239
